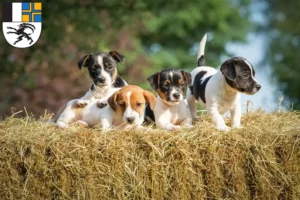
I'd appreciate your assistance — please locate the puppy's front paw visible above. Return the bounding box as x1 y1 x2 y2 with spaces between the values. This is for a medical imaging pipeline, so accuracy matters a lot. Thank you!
56 121 69 128
75 100 89 108
192 118 199 125
166 124 180 131
74 120 89 127
183 124 193 129
96 101 107 108
232 125 242 129
216 125 230 132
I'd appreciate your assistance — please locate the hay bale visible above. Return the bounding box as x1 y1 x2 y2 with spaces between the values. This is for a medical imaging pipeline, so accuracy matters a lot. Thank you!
0 111 299 199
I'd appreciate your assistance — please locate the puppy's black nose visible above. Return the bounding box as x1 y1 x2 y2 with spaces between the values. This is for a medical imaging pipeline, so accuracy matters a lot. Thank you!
173 93 180 99
127 117 135 123
99 77 106 83
256 85 261 90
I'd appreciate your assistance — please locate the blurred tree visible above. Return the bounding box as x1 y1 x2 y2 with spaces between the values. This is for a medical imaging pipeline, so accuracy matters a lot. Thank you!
0 0 252 117
261 0 300 109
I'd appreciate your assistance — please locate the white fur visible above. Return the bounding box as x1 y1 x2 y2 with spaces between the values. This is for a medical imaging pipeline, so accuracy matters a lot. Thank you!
56 99 114 130
81 87 120 101
187 34 243 131
197 33 207 61
123 92 142 124
154 96 192 130
56 90 145 131
169 88 183 102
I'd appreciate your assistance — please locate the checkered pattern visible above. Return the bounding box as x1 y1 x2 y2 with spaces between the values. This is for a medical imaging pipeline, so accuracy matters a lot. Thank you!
22 2 42 22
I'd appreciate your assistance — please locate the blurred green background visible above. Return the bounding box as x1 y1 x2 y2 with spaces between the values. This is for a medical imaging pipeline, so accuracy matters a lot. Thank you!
0 0 299 117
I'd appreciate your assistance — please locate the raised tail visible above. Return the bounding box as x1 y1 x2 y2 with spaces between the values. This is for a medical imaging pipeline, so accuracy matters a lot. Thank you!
197 33 207 66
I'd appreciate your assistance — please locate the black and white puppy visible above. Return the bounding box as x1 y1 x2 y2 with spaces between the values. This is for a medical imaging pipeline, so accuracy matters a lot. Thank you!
147 69 193 130
79 51 127 100
50 51 127 124
187 34 261 131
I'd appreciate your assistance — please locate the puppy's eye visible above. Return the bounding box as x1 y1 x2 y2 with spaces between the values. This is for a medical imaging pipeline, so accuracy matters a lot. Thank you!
107 65 114 70
119 102 126 108
136 102 143 107
242 73 250 78
162 83 169 88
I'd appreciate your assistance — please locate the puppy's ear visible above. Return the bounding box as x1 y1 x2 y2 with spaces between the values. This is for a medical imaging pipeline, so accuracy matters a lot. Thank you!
147 72 160 90
221 60 237 81
109 51 125 63
78 54 90 70
181 71 192 86
107 91 119 112
143 90 156 110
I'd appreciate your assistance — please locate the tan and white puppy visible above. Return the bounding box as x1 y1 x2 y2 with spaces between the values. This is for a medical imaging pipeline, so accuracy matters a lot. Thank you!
147 69 193 130
187 34 261 131
55 85 156 130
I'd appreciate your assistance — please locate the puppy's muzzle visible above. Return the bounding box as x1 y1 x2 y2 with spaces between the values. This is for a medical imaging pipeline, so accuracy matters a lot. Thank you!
245 83 261 94
126 117 135 124
173 93 181 100
95 76 106 85
98 76 106 83
255 84 261 91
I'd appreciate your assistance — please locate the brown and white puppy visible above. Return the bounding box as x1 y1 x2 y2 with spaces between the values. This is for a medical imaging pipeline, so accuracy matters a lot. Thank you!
147 69 193 130
187 34 261 131
49 51 127 123
55 85 156 130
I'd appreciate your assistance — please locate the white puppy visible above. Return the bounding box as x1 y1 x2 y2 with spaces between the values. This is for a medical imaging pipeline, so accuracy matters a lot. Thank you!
186 34 261 131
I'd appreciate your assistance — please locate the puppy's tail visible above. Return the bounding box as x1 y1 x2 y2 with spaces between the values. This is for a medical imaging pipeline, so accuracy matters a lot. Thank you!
197 33 207 66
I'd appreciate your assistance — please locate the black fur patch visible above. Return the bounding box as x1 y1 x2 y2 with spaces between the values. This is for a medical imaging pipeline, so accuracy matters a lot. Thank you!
157 69 187 101
197 55 205 66
144 103 155 123
224 77 237 90
113 76 127 88
102 56 116 78
189 85 194 95
192 71 212 103
90 84 95 91
221 57 259 93
147 69 189 102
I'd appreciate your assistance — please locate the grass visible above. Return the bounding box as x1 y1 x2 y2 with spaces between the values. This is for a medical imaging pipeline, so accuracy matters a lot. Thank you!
0 109 299 199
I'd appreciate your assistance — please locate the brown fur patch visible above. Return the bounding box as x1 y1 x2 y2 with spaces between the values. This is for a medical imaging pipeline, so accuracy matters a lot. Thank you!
107 91 120 112
157 73 161 85
182 72 188 82
70 101 85 122
157 88 167 101
110 51 121 62
110 85 154 118
178 79 183 85
81 55 90 68
143 90 156 110
174 118 185 125
112 68 118 82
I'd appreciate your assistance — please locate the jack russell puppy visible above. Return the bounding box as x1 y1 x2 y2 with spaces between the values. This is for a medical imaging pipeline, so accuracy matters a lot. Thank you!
50 51 127 123
147 69 193 130
186 34 261 131
79 51 127 100
55 85 156 130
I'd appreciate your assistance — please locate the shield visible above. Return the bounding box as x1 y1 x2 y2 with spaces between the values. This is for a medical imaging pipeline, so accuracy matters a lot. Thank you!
2 2 42 48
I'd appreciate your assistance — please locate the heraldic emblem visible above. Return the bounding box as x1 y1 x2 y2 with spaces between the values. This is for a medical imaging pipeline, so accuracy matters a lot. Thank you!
2 2 42 48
